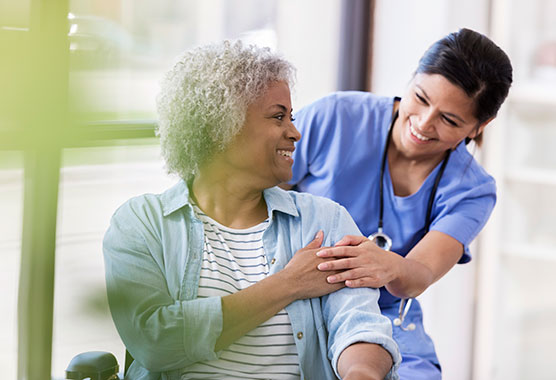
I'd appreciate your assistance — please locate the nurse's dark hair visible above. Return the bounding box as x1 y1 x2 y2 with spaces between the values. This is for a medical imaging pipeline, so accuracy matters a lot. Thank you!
416 28 513 146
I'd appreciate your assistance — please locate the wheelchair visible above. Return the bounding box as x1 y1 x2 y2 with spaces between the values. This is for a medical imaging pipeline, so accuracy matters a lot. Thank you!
65 350 134 380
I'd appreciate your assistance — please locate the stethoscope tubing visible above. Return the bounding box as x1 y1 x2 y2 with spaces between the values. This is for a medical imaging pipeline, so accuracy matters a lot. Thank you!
373 105 451 331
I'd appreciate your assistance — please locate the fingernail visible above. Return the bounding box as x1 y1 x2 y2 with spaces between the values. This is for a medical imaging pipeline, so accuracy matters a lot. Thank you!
327 276 336 283
317 263 328 270
345 280 352 287
316 250 325 257
314 230 323 239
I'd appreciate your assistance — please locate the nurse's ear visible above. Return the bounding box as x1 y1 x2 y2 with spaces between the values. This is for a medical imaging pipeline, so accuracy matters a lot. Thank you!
468 116 495 140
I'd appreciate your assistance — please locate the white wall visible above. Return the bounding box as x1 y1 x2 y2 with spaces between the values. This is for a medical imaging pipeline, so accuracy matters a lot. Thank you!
372 0 489 96
276 0 342 108
370 1 490 380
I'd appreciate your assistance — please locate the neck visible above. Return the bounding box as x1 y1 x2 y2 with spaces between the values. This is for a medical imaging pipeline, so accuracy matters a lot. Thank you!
388 141 446 172
191 165 268 229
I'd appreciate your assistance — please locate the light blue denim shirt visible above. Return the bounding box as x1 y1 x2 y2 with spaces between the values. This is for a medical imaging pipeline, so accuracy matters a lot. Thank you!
103 181 401 380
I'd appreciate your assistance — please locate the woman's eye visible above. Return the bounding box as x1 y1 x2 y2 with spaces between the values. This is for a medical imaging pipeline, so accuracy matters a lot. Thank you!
275 114 284 121
290 116 296 122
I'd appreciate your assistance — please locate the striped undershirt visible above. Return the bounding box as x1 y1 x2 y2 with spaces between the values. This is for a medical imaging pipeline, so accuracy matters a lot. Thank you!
180 203 300 380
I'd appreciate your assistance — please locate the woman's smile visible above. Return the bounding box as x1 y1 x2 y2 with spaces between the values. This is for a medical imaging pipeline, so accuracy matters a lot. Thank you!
277 148 294 163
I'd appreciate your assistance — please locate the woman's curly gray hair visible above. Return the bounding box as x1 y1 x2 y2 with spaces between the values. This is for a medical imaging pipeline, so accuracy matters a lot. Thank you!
156 40 295 181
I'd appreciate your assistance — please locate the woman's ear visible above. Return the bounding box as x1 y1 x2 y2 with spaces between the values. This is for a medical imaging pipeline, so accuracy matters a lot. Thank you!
469 116 495 139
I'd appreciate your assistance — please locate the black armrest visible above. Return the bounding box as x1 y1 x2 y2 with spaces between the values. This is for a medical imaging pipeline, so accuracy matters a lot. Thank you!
66 351 120 380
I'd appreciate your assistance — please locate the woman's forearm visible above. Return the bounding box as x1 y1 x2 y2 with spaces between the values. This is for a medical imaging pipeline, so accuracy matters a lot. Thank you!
338 342 393 380
216 233 344 351
216 270 297 350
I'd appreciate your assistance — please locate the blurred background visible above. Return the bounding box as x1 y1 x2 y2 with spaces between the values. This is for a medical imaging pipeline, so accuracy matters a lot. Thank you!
1 0 555 379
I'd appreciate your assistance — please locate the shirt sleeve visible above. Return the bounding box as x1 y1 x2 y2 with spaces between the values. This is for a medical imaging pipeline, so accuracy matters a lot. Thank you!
103 201 223 371
431 173 497 263
322 205 401 379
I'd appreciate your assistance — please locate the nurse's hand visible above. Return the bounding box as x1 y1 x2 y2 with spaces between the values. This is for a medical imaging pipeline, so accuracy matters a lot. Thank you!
315 235 402 288
282 230 345 299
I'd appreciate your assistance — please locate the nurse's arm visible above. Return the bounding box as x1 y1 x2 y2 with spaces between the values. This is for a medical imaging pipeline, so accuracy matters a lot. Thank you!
386 230 463 298
338 342 393 380
317 231 462 299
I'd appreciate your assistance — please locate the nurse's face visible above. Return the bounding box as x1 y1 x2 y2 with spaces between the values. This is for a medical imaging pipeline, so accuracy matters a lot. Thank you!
394 73 490 161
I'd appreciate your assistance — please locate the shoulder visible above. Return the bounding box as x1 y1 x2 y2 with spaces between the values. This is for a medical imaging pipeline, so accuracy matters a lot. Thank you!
112 193 163 221
433 145 497 225
111 181 190 227
106 195 165 242
273 188 361 242
445 144 496 193
287 187 346 213
295 92 395 143
300 91 393 116
266 186 345 215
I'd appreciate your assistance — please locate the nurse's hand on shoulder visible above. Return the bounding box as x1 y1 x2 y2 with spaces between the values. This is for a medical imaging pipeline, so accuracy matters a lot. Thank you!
315 235 402 288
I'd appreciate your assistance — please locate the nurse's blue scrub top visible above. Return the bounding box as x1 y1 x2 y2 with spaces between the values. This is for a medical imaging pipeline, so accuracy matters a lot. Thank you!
288 91 496 377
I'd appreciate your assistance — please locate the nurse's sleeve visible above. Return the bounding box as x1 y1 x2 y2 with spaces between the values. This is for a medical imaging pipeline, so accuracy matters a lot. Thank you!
431 175 496 263
322 205 401 379
103 201 222 371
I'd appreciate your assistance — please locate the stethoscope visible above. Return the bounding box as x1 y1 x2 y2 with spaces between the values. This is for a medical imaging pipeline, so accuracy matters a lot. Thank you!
369 108 451 331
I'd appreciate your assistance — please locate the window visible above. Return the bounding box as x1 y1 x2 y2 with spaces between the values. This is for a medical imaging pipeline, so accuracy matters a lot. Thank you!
2 1 342 378
0 152 24 379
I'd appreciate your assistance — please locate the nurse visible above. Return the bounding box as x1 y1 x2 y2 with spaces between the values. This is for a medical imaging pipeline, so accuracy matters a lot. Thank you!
285 28 513 379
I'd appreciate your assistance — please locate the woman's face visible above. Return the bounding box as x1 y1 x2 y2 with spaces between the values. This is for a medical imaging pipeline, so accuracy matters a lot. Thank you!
394 73 489 161
223 81 301 187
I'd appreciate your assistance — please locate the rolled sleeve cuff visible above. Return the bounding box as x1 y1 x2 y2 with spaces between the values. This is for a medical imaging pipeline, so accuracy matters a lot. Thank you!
181 296 223 362
331 331 401 380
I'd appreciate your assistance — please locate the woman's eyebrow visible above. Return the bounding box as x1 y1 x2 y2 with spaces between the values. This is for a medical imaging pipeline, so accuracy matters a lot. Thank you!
416 85 467 123
268 104 292 113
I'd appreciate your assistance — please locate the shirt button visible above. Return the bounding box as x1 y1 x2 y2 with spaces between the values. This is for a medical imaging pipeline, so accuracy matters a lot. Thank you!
297 331 303 340
271 258 276 265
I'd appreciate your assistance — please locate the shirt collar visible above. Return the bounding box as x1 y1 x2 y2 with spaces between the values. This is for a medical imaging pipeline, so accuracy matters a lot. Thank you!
161 180 193 216
263 186 299 217
160 180 299 218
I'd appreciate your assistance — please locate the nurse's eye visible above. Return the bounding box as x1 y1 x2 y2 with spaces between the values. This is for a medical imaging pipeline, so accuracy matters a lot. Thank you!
415 92 428 105
442 115 458 127
273 113 285 121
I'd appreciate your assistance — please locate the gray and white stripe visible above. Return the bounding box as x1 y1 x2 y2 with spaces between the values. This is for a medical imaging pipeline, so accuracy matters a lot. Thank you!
180 204 300 380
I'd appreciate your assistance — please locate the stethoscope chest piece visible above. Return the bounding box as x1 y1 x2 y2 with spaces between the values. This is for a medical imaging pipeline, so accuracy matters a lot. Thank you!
369 229 392 251
393 298 416 331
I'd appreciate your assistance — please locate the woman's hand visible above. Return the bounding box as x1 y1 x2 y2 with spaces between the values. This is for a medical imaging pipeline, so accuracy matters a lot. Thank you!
282 230 345 299
315 235 402 289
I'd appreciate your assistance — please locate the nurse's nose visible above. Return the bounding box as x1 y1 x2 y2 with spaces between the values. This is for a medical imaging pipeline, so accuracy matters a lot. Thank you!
416 109 436 132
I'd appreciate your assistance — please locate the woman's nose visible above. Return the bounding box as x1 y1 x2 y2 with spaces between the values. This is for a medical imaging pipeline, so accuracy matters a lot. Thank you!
288 121 302 142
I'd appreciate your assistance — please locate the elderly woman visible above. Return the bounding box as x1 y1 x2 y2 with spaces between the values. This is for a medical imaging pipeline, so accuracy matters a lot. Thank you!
103 41 400 380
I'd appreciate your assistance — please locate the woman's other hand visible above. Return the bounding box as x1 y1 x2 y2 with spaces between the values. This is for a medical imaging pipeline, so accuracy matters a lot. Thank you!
282 230 345 299
315 235 402 289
